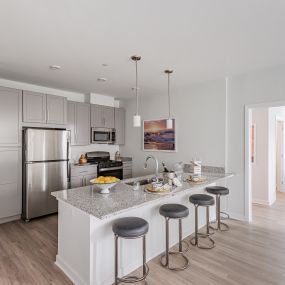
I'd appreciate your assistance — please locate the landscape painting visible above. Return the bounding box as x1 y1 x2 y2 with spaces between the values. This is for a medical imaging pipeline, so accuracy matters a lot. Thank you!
143 119 176 152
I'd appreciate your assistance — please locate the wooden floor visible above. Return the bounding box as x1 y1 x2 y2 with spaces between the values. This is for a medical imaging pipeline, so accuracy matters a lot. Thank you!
0 193 285 285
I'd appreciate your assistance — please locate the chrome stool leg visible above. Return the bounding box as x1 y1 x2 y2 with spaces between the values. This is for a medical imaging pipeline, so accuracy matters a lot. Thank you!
210 194 230 232
190 205 215 249
160 217 190 271
114 234 149 284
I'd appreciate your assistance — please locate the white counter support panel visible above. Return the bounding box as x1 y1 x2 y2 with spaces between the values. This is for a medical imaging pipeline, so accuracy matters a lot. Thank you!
54 175 233 285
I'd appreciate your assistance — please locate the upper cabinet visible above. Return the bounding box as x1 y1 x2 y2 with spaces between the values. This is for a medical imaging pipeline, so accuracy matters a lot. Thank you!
23 91 46 123
46 95 67 124
115 108 125 145
0 87 21 147
91 104 114 128
67 101 90 146
23 91 67 125
104 106 115 128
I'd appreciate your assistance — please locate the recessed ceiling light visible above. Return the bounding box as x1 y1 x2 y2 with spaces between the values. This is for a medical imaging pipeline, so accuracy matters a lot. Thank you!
49 65 61 70
97 77 107 82
102 63 108 67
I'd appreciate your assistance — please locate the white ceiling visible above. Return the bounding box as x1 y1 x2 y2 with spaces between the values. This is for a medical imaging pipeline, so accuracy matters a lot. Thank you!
0 0 285 98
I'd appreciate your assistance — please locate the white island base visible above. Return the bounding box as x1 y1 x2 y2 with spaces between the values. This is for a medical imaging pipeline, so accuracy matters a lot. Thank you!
54 176 231 285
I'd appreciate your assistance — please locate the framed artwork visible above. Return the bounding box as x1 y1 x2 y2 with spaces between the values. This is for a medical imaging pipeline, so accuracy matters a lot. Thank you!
143 118 176 152
251 124 256 163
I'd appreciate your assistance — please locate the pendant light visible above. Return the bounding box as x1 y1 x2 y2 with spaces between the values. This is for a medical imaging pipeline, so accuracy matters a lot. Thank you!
131 55 141 127
165 69 174 129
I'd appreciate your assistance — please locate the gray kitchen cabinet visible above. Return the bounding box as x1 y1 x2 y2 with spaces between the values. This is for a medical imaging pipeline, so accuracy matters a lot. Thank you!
123 160 132 179
46 94 67 125
70 164 97 188
115 108 125 145
67 101 90 146
67 102 76 145
0 148 21 219
23 91 46 123
91 104 104 127
104 106 115 128
0 87 21 147
23 91 67 125
76 103 90 145
70 176 84 188
91 104 114 128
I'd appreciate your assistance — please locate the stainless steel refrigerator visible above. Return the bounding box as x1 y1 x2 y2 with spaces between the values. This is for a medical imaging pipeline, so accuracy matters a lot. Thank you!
22 128 70 221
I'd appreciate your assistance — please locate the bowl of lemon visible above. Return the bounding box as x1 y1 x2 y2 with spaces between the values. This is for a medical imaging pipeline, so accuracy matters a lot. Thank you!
90 176 120 194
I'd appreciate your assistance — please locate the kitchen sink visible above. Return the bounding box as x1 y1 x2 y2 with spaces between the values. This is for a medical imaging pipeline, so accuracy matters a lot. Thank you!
125 177 163 186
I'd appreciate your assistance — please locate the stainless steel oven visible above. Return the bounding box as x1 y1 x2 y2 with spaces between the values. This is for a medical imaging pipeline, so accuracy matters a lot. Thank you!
91 128 116 144
98 166 123 180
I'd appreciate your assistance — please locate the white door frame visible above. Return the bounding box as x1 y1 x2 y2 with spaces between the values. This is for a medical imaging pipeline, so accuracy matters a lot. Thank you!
245 100 285 222
275 116 284 192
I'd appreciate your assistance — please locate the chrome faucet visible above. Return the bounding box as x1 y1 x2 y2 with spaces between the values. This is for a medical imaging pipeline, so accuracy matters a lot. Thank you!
144 155 159 182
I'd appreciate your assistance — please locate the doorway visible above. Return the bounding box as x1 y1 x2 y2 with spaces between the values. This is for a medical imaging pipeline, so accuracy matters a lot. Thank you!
245 103 285 222
276 119 284 193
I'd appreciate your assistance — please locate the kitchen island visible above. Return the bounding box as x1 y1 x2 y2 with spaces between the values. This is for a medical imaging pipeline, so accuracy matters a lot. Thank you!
52 172 233 285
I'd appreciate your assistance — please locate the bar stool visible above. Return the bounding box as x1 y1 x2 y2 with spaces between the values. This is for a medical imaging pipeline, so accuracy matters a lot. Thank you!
206 186 230 231
159 204 190 271
112 217 149 284
189 194 215 249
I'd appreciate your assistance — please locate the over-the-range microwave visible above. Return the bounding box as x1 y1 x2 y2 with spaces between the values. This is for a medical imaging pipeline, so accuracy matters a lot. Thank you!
91 127 116 144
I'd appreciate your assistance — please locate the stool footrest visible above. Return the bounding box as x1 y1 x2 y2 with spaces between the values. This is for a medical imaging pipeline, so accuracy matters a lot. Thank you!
220 211 230 220
160 251 190 271
118 264 149 284
190 233 215 249
209 221 230 232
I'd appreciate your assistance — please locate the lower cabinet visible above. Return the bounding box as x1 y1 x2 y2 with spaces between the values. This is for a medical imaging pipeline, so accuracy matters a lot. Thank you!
0 148 21 219
123 160 132 179
70 165 97 188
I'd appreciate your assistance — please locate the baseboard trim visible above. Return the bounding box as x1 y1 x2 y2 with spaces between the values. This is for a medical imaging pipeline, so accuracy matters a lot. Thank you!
227 212 246 222
0 214 21 224
55 255 88 285
252 199 271 206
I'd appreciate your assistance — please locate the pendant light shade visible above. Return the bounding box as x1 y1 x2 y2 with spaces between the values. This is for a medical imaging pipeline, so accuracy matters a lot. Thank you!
165 69 174 129
166 118 173 129
131 55 141 127
133 115 141 127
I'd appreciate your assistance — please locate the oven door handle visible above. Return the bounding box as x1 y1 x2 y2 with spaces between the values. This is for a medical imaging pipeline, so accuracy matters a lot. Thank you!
100 166 123 172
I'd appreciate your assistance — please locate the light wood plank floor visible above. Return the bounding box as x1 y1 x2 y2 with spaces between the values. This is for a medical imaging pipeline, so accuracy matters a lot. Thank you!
0 193 284 285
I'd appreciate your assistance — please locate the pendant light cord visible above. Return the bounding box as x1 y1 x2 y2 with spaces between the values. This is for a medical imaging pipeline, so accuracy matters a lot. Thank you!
135 59 139 116
168 72 171 118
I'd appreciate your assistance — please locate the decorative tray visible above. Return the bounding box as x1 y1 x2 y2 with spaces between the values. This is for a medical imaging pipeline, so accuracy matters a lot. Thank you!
145 184 172 195
187 176 207 184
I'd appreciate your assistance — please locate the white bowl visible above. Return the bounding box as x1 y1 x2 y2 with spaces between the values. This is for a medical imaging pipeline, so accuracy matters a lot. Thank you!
90 181 118 194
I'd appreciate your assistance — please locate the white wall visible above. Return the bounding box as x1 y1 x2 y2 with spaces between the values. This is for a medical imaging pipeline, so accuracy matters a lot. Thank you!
227 65 285 220
120 79 226 177
251 108 269 204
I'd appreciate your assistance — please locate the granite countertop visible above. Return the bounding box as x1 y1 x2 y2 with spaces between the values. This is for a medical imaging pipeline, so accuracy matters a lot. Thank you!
52 172 233 220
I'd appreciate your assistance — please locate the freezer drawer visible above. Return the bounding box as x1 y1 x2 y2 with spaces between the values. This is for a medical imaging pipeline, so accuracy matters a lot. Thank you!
25 128 70 162
23 161 68 220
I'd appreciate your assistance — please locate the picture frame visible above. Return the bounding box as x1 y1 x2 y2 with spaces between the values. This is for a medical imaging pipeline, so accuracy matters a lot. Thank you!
143 118 177 152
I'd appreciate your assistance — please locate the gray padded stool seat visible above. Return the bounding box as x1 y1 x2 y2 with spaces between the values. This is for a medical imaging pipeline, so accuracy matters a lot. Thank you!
189 194 215 249
206 186 229 196
189 194 215 206
206 186 230 231
159 204 190 271
112 217 149 238
159 204 189 219
113 217 149 284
